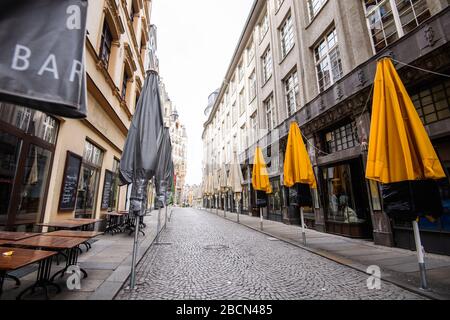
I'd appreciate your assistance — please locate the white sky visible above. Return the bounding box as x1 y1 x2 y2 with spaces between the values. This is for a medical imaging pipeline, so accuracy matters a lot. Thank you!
152 0 254 185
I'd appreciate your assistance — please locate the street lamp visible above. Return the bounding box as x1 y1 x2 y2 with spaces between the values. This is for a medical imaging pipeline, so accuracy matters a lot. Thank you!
170 110 179 122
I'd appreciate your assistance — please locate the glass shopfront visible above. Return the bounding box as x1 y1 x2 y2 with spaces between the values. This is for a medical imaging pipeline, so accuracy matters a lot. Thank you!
0 103 58 230
321 158 373 239
75 140 104 218
268 178 283 222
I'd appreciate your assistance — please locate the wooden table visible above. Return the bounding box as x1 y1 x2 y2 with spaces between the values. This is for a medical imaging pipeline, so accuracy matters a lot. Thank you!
37 221 85 230
0 240 10 246
43 230 103 238
10 235 88 283
0 247 57 299
0 232 40 241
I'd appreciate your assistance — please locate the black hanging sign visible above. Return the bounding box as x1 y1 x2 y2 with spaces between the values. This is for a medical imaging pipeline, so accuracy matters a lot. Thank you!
59 151 82 211
0 0 88 118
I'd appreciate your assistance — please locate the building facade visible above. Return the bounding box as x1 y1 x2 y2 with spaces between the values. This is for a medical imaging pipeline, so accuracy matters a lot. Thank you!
202 0 450 255
0 0 153 230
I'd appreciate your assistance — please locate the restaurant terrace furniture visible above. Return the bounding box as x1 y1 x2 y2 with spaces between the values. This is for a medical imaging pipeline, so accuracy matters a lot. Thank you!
10 235 88 283
0 247 57 300
0 232 41 241
67 218 104 231
43 230 104 252
104 212 126 235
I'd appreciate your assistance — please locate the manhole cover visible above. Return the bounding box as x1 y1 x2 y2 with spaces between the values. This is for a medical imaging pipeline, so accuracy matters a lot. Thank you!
204 244 229 250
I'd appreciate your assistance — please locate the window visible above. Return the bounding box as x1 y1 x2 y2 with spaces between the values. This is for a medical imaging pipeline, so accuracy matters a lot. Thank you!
308 0 327 19
262 47 273 83
275 0 285 11
232 102 238 125
259 12 269 42
363 0 430 53
238 63 244 82
129 2 136 22
76 141 104 218
265 95 277 131
121 69 130 100
314 28 343 92
284 70 299 117
325 122 359 153
251 112 258 145
100 21 113 67
240 124 247 151
280 14 295 58
239 90 246 116
249 71 257 102
230 77 236 95
247 40 255 65
411 80 450 126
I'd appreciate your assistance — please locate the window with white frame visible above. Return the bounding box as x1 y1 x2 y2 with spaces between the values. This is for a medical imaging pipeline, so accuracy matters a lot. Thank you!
314 28 343 92
264 95 277 131
250 111 258 145
249 71 257 102
259 12 269 42
240 124 247 151
239 89 246 115
238 62 244 82
363 0 430 53
232 102 238 125
262 47 273 83
280 13 295 59
308 0 327 19
230 77 236 95
247 40 255 65
284 70 299 117
275 0 285 11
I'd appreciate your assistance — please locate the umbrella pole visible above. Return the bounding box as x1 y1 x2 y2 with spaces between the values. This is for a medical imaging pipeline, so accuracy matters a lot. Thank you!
224 195 227 218
164 205 168 229
130 215 140 289
237 198 240 224
413 220 428 290
300 207 307 246
260 208 263 231
216 195 219 215
156 208 161 243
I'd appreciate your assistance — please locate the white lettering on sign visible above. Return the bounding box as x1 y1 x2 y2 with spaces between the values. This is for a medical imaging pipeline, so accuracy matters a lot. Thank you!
38 54 59 79
70 60 83 82
66 5 81 30
11 44 31 71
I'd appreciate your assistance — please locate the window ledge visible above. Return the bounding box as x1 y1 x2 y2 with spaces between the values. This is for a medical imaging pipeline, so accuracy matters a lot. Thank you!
279 44 295 65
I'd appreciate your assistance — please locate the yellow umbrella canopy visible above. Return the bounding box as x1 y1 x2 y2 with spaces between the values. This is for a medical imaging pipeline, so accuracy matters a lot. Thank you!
252 147 272 194
366 58 445 184
284 122 317 189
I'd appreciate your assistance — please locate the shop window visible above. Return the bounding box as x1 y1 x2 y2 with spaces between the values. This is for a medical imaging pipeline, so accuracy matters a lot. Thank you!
76 140 104 218
268 178 283 220
325 121 359 153
324 164 366 224
411 80 450 126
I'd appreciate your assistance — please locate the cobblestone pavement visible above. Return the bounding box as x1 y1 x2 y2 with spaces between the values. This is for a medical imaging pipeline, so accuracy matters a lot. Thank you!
116 208 425 300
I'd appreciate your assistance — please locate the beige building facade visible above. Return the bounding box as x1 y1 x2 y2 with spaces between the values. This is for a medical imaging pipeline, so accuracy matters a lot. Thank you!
203 0 450 255
0 0 153 230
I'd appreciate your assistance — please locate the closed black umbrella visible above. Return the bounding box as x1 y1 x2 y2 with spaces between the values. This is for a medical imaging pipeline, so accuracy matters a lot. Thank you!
119 23 164 288
0 0 88 118
155 127 173 209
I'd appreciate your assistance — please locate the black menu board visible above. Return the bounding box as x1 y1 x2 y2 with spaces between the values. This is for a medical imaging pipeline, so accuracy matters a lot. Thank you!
101 170 114 210
58 151 82 211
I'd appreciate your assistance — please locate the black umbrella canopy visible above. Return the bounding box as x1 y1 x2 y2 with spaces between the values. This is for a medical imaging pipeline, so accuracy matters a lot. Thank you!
119 70 164 186
155 127 173 207
0 0 88 118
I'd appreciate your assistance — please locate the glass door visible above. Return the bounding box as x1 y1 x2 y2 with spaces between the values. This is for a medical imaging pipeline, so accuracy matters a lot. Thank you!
0 131 22 228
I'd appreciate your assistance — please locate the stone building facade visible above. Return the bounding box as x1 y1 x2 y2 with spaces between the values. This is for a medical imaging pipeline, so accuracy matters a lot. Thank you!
202 0 450 255
0 0 153 229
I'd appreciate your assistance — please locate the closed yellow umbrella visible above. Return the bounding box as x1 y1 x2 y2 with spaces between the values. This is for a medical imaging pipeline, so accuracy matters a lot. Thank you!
284 122 317 189
283 122 317 245
252 147 272 194
366 57 446 290
366 58 445 183
252 146 272 230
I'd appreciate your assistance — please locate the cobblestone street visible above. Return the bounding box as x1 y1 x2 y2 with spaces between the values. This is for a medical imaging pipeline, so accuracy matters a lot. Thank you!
116 208 424 300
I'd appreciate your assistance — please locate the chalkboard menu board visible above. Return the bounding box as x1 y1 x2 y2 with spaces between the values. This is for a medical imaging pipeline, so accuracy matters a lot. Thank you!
59 151 82 211
101 170 114 210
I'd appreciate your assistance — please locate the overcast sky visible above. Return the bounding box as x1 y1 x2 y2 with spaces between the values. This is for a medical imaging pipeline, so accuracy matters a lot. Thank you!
152 0 254 185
